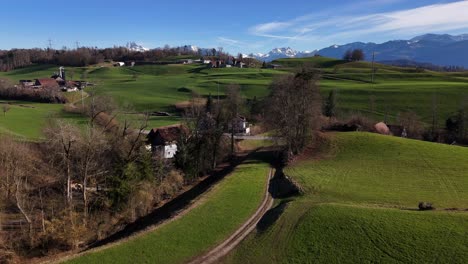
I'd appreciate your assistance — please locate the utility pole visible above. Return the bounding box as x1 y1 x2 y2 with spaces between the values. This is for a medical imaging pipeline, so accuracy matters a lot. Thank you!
75 41 80 50
371 51 375 83
47 38 53 50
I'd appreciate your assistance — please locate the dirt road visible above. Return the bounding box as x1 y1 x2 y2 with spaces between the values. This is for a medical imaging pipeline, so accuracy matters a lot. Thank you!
188 168 274 264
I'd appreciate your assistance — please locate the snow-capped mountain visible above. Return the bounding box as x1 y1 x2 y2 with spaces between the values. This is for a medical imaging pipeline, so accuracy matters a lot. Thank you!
179 45 200 53
410 33 468 43
126 42 149 52
317 33 468 67
253 47 317 62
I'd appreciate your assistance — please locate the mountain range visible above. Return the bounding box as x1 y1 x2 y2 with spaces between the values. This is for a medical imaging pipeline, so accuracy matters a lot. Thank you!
252 47 317 62
253 33 468 67
126 33 468 68
126 42 149 52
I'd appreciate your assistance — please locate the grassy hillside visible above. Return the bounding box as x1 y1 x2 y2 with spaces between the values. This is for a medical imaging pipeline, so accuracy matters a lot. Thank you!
93 65 282 112
0 100 87 140
67 153 271 264
273 57 468 124
289 133 468 208
224 133 468 264
1 60 468 138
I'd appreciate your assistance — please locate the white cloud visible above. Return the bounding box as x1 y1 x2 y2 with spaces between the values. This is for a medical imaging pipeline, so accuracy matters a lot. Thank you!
217 37 242 47
248 1 468 43
249 22 292 35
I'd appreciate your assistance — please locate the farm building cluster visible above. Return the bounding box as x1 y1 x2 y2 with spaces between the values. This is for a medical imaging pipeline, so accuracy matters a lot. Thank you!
147 116 250 159
18 67 91 92
111 57 257 68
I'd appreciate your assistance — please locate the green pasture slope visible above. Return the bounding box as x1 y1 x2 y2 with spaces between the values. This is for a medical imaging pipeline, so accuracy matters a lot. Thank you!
88 64 283 112
67 153 271 264
0 101 87 140
1 58 468 137
225 133 468 264
275 57 468 125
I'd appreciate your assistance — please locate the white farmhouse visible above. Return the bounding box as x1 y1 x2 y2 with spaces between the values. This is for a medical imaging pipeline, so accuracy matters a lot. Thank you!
229 116 251 135
147 125 187 159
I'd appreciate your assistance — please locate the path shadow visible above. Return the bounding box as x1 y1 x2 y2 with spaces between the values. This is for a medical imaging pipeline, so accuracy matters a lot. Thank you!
256 200 291 233
85 149 270 250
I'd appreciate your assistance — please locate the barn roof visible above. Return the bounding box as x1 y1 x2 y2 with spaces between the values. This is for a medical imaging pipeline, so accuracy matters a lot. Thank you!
36 78 59 87
149 125 188 144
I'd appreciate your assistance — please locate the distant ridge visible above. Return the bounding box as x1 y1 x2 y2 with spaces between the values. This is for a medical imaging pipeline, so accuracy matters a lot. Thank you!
250 33 468 67
317 33 468 67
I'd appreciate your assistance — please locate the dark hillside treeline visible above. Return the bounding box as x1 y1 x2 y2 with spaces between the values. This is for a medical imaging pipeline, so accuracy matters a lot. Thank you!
0 46 202 71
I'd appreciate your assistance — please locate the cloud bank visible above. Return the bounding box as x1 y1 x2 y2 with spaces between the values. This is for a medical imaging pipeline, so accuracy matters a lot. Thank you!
249 1 468 43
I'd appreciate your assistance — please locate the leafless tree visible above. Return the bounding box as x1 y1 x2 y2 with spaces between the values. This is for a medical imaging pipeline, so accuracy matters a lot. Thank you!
265 68 322 154
44 121 79 205
75 126 109 220
223 84 244 157
398 111 424 139
86 94 118 129
2 104 10 117
0 137 36 241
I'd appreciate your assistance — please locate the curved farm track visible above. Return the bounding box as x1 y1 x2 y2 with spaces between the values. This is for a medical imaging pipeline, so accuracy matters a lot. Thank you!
188 169 274 264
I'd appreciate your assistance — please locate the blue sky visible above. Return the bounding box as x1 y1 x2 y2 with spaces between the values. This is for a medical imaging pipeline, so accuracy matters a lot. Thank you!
1 0 468 54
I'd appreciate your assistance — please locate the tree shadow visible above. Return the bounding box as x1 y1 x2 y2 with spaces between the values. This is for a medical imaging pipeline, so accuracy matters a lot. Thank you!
85 149 269 250
256 199 291 233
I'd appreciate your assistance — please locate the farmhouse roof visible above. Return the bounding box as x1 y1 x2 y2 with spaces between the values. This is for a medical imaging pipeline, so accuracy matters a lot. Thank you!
35 78 59 87
148 125 188 145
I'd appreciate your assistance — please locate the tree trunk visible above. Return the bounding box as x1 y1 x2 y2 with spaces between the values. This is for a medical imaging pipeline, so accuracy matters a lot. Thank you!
82 163 89 222
15 181 32 241
67 158 72 205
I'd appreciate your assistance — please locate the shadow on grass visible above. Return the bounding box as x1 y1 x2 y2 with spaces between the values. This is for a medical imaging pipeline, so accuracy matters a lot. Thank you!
86 148 277 251
256 199 291 233
5 64 56 75
188 66 209 75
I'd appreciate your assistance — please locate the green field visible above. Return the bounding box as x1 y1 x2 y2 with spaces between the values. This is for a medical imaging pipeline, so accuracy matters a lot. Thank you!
67 153 271 264
0 100 87 140
225 133 468 263
118 114 183 129
1 59 468 138
89 65 282 112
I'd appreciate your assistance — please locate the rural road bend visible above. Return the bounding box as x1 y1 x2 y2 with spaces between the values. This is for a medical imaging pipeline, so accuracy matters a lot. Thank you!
188 168 274 264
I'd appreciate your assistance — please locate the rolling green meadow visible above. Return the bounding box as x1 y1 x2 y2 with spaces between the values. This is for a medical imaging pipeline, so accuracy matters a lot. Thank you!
1 59 467 263
224 132 468 263
0 100 87 140
66 153 271 264
1 57 468 139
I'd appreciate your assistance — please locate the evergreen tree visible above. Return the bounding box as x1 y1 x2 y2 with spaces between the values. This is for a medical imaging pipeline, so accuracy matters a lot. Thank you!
323 89 337 118
205 93 213 113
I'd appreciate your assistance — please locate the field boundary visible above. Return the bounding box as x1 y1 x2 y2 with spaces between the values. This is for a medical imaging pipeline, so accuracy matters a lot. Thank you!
188 168 274 264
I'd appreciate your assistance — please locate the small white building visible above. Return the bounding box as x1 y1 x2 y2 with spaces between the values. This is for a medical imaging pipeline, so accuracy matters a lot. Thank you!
229 116 251 135
147 125 187 159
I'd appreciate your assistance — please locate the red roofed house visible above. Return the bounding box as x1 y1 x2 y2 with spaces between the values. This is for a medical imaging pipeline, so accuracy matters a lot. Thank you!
34 78 59 89
147 125 187 159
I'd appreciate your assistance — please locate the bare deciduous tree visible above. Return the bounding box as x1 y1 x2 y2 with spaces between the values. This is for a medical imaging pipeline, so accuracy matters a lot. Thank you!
2 104 10 117
398 111 424 139
86 94 118 129
44 121 79 205
0 137 36 241
266 68 322 154
223 84 244 157
75 127 108 220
